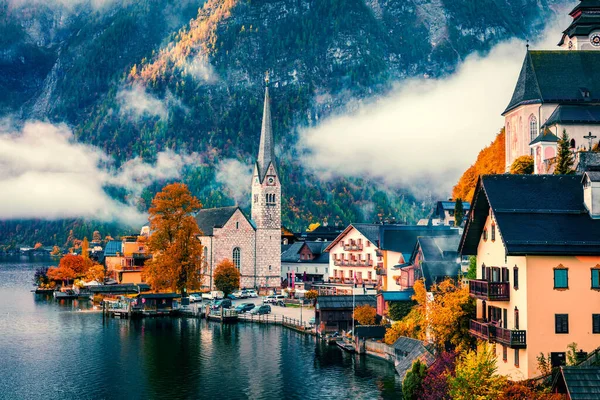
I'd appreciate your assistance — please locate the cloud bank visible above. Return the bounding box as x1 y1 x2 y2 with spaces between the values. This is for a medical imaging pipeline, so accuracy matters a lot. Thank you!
117 84 168 120
215 159 253 207
297 10 571 198
0 121 199 224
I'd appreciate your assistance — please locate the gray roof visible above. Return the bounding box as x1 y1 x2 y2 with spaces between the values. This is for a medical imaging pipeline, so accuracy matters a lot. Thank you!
503 51 600 115
559 1 600 46
391 336 436 379
553 366 600 399
529 130 559 145
421 261 461 290
195 206 248 236
104 240 122 257
381 226 457 262
316 295 376 310
352 224 380 246
256 85 276 182
543 105 600 128
584 171 600 182
460 175 600 256
281 241 329 263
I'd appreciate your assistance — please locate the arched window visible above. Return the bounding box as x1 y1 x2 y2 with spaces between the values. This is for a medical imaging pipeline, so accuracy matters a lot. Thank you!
529 115 538 142
233 247 241 270
203 246 209 273
570 139 576 149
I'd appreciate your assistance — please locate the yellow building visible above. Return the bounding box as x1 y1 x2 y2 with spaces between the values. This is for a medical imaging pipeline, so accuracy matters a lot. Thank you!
460 174 600 380
104 236 151 284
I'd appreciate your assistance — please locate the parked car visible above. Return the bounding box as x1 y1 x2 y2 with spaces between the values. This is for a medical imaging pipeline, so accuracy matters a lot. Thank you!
235 303 255 313
202 291 224 300
246 290 258 298
211 299 232 309
250 305 271 315
232 290 245 299
227 293 238 300
188 293 202 303
264 295 276 304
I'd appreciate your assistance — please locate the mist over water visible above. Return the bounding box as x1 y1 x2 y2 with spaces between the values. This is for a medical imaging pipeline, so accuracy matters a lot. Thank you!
0 257 401 400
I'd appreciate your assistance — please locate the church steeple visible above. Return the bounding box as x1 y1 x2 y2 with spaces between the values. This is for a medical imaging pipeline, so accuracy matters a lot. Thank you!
256 73 276 182
558 0 600 50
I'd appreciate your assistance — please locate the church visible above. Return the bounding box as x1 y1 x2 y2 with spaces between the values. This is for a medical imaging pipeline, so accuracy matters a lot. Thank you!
196 79 281 290
503 0 600 174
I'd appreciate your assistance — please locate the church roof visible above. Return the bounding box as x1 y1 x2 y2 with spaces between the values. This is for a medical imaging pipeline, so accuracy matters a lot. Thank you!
195 206 253 236
503 51 600 115
543 105 600 128
529 130 559 145
256 85 276 182
459 175 600 256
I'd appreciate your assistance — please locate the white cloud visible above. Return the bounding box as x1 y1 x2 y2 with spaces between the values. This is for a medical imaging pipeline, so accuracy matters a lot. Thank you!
183 57 218 83
215 159 253 207
297 8 572 199
8 0 119 11
117 84 168 120
0 121 199 224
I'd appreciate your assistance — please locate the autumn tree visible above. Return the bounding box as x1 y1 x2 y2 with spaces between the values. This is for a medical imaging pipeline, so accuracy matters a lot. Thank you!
448 344 506 400
403 360 428 400
47 254 91 286
92 230 102 243
354 304 377 325
419 351 457 400
144 183 204 295
213 259 240 296
34 242 43 250
85 264 105 283
510 155 534 175
47 265 76 286
81 237 89 259
555 130 575 175
454 199 465 227
34 267 50 286
305 289 318 302
385 308 422 345
50 246 61 256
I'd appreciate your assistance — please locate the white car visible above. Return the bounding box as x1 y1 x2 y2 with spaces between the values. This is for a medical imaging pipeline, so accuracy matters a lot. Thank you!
189 293 202 303
246 290 258 298
264 295 276 304
202 291 224 300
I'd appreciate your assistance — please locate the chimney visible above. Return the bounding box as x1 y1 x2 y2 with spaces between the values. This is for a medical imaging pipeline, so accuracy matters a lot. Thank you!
583 172 600 218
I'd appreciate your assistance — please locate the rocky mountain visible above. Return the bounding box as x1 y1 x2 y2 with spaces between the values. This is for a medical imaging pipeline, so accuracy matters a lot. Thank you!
0 0 568 246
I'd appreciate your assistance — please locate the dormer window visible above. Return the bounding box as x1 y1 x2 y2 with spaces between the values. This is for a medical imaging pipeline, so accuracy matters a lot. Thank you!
580 87 591 99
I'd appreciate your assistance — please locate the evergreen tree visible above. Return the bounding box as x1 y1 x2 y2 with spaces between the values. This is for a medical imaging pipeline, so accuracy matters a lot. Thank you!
454 199 465 227
554 130 575 175
403 360 428 400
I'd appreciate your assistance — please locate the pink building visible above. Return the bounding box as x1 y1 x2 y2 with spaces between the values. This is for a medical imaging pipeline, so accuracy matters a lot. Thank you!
460 174 600 380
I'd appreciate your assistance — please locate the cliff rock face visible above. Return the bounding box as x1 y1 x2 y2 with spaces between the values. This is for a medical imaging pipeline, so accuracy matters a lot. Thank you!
0 0 567 243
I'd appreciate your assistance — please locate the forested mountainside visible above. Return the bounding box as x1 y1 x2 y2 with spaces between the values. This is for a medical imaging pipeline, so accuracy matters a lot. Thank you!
0 0 567 246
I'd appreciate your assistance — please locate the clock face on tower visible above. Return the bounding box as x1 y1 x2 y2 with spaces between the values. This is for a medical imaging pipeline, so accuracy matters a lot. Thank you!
591 33 600 47
266 176 275 186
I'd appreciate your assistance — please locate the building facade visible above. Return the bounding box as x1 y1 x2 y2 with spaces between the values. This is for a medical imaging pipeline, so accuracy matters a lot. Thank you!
281 241 330 284
503 0 600 172
460 174 600 380
196 82 281 290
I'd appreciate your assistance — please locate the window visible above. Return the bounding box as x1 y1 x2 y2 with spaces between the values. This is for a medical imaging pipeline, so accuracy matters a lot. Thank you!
592 268 600 289
593 314 600 334
491 224 496 241
366 241 370 247
368 271 372 280
236 222 239 229
254 194 258 203
514 307 520 330
269 265 272 271
513 266 519 290
334 270 338 278
570 139 576 149
233 247 241 270
555 314 569 334
483 228 488 241
325 268 328 274
481 264 487 280
501 267 509 283
502 345 507 362
554 267 569 289
529 115 538 141
349 270 353 279
514 349 520 367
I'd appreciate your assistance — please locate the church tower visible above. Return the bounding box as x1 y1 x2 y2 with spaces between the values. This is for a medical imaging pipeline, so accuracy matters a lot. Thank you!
559 0 600 50
251 74 281 288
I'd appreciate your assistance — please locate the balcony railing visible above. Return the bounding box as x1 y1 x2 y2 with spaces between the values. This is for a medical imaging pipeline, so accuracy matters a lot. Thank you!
334 259 373 267
343 243 363 251
469 280 510 301
469 319 526 348
132 252 151 260
375 268 386 276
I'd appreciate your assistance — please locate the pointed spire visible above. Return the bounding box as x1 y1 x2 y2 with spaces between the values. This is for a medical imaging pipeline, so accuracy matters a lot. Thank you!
257 72 275 181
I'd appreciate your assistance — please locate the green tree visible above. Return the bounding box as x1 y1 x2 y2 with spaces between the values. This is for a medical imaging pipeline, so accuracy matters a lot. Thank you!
510 155 534 175
554 130 575 175
454 199 465 227
466 256 477 280
448 344 506 400
387 301 415 321
403 359 428 400
213 259 240 296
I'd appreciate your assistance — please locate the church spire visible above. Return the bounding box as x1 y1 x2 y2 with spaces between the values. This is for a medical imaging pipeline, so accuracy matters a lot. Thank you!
256 72 275 181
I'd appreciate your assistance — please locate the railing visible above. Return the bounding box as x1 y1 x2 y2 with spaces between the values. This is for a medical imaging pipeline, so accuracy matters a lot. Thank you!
469 319 490 340
237 313 312 330
494 326 527 348
376 268 387 276
469 280 510 301
118 266 144 272
343 243 363 251
132 253 151 260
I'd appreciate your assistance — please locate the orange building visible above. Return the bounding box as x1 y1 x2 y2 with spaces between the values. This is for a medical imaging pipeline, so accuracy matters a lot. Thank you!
460 174 600 380
104 236 151 284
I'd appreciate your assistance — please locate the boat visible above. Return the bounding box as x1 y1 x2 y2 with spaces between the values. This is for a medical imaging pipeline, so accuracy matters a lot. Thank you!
336 341 356 353
53 290 78 300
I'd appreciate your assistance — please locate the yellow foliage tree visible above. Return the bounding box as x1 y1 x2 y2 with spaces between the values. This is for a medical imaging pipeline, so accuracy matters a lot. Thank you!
85 264 105 283
448 343 507 399
510 155 534 175
453 129 505 202
384 308 422 344
50 246 61 256
144 183 204 294
213 259 240 296
81 237 89 259
354 304 377 325
307 222 321 232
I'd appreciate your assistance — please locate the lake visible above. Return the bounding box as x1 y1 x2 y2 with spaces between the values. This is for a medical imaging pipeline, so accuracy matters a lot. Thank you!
0 256 401 399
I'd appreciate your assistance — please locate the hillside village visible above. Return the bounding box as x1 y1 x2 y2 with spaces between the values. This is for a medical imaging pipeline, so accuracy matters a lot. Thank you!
19 1 600 398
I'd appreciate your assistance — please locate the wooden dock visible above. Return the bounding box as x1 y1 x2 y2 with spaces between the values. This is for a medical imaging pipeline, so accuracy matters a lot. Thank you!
237 314 315 335
205 306 239 323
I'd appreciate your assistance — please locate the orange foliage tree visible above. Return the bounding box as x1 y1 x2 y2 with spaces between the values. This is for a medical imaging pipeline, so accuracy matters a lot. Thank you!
354 304 377 325
144 183 204 295
213 259 240 296
452 129 505 202
34 242 43 250
85 264 106 283
47 254 92 285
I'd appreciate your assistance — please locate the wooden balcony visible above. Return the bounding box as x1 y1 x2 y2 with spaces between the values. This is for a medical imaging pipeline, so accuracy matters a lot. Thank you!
343 243 363 251
375 267 386 276
469 320 526 348
469 279 510 301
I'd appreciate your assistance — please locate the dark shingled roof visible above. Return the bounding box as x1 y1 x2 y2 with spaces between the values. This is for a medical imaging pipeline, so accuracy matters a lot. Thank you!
529 130 559 145
559 1 600 46
381 226 457 262
316 295 376 310
391 336 436 380
352 224 380 246
503 51 600 115
104 240 122 257
421 261 461 290
281 241 329 263
460 175 600 256
543 105 600 128
195 206 251 236
553 366 600 399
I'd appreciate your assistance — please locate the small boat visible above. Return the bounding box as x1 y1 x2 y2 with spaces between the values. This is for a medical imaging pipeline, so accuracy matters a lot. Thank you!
53 290 78 300
336 341 356 353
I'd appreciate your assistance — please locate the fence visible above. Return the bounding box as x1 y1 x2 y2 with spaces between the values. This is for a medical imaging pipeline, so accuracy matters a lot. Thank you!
365 340 395 361
237 313 314 333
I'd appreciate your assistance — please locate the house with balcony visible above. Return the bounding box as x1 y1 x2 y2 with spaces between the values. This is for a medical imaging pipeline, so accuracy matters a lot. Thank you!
104 236 151 284
459 173 600 380
431 201 471 226
281 241 329 285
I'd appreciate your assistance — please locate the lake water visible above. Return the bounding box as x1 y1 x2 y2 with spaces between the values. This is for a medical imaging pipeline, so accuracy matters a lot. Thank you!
0 256 401 399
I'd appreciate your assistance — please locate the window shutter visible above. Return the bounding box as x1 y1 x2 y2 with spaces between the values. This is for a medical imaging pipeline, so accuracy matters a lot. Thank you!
594 314 600 334
502 267 509 283
513 267 519 289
